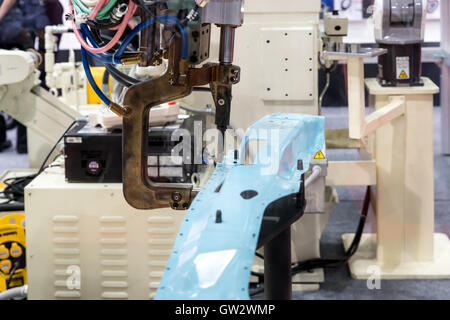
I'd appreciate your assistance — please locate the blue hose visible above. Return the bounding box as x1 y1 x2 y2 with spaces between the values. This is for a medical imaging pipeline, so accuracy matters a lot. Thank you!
80 46 111 106
322 0 334 9
81 15 188 62
80 24 121 64
79 15 188 105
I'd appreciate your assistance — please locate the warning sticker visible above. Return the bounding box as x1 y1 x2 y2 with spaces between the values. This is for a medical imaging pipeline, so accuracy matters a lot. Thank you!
396 56 410 80
314 150 326 160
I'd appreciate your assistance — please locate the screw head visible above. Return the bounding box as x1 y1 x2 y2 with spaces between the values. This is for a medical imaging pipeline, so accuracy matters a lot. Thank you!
172 192 182 202
218 99 225 106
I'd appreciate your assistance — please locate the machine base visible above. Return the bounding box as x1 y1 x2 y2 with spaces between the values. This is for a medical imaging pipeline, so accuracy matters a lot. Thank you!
342 233 450 280
377 77 424 88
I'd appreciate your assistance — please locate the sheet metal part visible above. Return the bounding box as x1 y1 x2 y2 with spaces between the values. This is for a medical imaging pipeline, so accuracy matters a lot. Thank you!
155 113 325 300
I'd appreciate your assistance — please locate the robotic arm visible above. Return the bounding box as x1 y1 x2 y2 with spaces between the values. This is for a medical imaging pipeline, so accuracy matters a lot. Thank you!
0 49 81 167
374 0 426 86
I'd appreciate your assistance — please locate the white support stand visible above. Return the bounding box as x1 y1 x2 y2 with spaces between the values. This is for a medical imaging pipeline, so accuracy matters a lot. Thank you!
441 1 450 155
343 78 450 280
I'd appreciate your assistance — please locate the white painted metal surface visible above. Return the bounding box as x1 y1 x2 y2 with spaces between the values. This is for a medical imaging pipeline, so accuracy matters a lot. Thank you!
441 1 450 155
25 167 186 300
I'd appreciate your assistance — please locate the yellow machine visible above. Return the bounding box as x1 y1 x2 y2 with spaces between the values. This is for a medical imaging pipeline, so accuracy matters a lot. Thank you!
0 214 27 292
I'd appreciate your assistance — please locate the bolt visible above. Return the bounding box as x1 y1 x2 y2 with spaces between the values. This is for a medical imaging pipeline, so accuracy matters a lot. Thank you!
218 99 225 106
215 210 222 223
172 192 182 202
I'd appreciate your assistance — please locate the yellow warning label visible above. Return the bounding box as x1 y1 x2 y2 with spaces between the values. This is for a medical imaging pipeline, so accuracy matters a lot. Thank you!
314 150 326 160
399 70 408 79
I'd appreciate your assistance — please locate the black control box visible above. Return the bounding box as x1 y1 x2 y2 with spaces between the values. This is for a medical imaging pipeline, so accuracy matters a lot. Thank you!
64 120 199 183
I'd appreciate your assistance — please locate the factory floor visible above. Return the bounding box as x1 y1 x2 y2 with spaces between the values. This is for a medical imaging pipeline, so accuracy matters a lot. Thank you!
0 107 449 300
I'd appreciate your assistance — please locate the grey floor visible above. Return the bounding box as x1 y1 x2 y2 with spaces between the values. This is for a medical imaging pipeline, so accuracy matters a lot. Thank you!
1 108 449 300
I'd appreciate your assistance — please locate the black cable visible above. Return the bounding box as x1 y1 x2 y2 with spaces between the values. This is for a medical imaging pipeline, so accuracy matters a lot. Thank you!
102 68 111 95
0 174 36 203
249 286 264 297
291 186 371 274
88 27 137 57
87 19 122 30
0 124 75 204
37 120 78 175
105 64 139 87
255 252 264 260
251 271 264 278
89 28 141 87
102 68 110 86
249 186 372 294
6 262 19 289
0 203 25 212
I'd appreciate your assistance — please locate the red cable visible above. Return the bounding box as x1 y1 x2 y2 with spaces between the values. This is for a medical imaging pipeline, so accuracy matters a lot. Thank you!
69 0 137 54
89 0 109 20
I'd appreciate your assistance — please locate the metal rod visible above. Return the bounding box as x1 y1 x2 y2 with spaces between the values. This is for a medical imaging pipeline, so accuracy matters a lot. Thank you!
319 71 331 115
219 26 235 64
305 165 322 188
264 227 292 300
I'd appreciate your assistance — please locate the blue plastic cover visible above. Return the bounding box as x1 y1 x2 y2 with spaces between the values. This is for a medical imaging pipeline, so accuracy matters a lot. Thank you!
155 113 325 300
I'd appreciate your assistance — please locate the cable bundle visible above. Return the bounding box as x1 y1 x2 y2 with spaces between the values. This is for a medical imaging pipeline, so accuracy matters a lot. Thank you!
67 0 193 107
71 0 119 20
0 175 36 204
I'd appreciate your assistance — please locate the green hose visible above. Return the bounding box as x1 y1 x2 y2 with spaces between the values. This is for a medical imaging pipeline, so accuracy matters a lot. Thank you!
97 0 119 19
71 0 91 14
71 0 119 20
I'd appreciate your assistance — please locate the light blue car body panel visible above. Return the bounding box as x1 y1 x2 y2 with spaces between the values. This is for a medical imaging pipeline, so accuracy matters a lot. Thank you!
155 113 325 300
